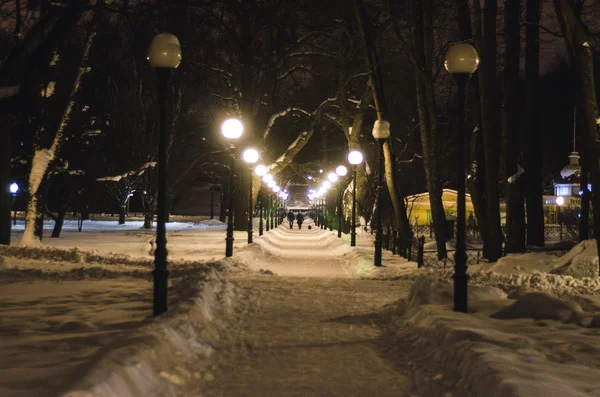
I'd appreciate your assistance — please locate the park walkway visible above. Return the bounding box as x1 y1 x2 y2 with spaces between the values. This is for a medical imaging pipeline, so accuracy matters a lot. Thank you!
195 220 453 397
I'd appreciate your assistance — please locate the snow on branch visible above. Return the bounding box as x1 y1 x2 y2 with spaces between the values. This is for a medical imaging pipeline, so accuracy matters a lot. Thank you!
507 165 525 184
97 162 157 182
263 107 311 139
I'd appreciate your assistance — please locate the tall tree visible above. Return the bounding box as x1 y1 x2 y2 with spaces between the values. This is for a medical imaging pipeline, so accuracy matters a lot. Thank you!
554 0 600 268
503 0 526 253
473 0 503 260
525 0 545 247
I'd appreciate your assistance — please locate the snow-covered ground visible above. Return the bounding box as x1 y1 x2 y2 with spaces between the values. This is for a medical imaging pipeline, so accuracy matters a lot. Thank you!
1 219 600 396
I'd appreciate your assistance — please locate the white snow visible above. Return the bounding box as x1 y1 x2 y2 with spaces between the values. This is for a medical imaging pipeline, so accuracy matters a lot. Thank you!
96 162 157 182
2 219 600 396
507 164 525 183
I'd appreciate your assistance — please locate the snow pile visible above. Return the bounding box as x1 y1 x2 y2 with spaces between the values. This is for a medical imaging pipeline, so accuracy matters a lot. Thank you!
388 277 600 397
59 270 236 397
11 219 227 232
551 239 599 278
394 268 600 297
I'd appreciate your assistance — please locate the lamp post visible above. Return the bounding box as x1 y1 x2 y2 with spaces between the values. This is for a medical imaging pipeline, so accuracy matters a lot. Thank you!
10 182 18 226
221 119 244 258
445 42 479 313
323 180 332 230
372 120 391 267
147 32 181 316
242 148 259 244
328 172 339 232
348 150 363 247
335 166 347 238
255 165 267 236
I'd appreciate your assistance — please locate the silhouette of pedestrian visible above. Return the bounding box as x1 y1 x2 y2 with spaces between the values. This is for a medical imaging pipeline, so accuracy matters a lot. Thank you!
296 212 304 229
287 210 295 229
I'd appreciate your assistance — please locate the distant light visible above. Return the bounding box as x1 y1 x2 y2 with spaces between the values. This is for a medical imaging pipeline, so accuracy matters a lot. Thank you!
319 169 323 173
323 181 332 189
242 148 259 164
273 186 280 193
263 174 274 183
9 182 19 194
579 189 584 196
336 165 348 177
268 180 276 188
307 175 313 180
328 173 338 183
221 119 243 139
348 150 363 165
255 164 268 176
556 196 565 206
308 189 315 194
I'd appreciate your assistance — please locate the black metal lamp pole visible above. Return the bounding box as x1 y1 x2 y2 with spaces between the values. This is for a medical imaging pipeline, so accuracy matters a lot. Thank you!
153 68 172 316
270 194 274 229
259 199 264 236
12 194 16 226
337 186 343 238
351 166 357 246
247 170 253 244
225 146 236 257
453 73 468 313
374 139 384 266
147 33 181 317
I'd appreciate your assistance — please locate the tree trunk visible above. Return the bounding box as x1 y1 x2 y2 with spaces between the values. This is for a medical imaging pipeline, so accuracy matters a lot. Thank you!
411 0 447 259
525 0 545 247
580 153 590 241
503 0 526 253
473 0 503 260
554 0 600 271
353 0 411 248
144 211 153 229
118 204 126 224
0 106 11 245
51 208 66 238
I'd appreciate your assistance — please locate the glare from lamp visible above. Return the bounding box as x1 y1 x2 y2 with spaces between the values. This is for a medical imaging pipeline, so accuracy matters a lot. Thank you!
9 182 19 194
263 174 274 183
556 196 565 207
221 118 243 139
328 173 338 183
336 165 348 177
348 150 363 165
242 148 259 164
255 164 268 176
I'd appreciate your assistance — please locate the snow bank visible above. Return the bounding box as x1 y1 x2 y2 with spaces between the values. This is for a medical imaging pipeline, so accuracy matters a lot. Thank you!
58 270 236 397
551 239 599 278
389 277 600 397
10 219 227 232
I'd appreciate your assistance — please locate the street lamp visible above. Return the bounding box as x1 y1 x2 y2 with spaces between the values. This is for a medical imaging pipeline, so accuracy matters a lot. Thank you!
242 148 259 244
10 182 18 226
335 166 347 238
348 150 363 246
255 165 267 236
221 118 244 258
372 119 391 267
445 42 479 313
147 32 181 316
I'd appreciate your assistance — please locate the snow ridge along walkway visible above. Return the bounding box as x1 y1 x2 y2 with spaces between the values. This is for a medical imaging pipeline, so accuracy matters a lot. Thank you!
194 221 440 397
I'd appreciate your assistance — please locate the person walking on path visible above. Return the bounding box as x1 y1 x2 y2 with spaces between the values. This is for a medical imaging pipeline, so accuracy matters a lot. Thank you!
287 210 295 229
296 212 304 229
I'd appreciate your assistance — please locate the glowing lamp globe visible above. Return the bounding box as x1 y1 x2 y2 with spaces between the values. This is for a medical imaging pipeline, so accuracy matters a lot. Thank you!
444 43 479 74
273 186 280 193
255 164 268 176
9 182 19 194
242 148 259 164
323 181 332 189
278 191 285 198
348 150 363 165
263 174 274 184
556 196 565 207
268 180 276 188
328 173 338 183
221 119 243 139
336 165 348 177
146 33 182 69
372 119 391 140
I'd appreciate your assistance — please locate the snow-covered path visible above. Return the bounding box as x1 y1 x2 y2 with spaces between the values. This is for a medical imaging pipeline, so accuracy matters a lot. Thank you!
200 276 419 397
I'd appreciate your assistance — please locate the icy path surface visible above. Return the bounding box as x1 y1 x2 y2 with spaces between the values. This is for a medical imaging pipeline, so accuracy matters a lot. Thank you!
201 276 420 397
193 222 441 396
